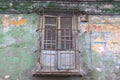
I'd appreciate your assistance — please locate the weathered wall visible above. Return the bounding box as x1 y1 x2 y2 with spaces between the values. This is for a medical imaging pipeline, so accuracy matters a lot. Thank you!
0 14 120 80
0 14 38 80
80 15 120 80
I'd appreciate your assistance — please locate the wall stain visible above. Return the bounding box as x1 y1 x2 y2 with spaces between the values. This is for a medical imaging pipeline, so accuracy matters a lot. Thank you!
2 15 26 28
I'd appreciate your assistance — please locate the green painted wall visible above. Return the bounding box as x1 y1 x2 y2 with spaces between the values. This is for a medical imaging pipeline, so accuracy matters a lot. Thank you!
0 14 83 80
0 14 120 80
0 14 38 80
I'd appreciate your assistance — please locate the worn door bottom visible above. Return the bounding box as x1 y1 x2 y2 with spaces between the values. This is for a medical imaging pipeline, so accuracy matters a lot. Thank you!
33 72 81 76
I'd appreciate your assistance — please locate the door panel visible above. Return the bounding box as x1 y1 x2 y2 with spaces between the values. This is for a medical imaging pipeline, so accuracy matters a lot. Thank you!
57 16 75 70
41 16 57 71
58 51 75 70
41 50 57 71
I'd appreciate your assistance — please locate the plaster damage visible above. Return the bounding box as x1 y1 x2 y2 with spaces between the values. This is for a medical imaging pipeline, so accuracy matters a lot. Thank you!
0 14 37 80
0 14 120 80
80 15 120 80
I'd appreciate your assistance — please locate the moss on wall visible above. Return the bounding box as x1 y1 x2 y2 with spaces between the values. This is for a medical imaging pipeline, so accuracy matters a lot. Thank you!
0 14 120 80
0 14 38 80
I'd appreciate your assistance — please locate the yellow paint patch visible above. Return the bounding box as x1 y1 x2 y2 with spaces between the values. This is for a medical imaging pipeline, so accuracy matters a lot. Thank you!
94 37 105 42
10 19 26 27
2 16 26 28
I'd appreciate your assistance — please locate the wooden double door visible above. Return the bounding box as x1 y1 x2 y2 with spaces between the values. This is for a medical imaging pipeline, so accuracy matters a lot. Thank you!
40 15 76 72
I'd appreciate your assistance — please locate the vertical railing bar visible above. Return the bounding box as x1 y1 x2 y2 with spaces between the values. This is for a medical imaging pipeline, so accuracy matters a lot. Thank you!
70 28 72 68
45 29 47 50
69 30 71 50
44 54 45 71
57 16 60 70
69 30 70 67
64 29 66 69
51 29 53 71
45 29 47 49
50 51 51 71
65 29 67 50
49 29 51 50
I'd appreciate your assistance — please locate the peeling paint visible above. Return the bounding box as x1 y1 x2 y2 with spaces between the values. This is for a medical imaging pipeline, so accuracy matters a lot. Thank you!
2 15 26 28
4 75 10 79
0 14 37 80
0 14 120 80
81 15 120 80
